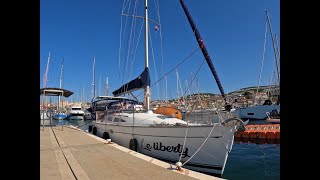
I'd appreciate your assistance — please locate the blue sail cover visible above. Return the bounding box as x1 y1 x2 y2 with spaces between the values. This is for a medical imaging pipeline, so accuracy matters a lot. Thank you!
112 67 150 96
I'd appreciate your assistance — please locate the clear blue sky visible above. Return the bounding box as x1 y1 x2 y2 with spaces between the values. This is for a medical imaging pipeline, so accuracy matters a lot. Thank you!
40 0 280 103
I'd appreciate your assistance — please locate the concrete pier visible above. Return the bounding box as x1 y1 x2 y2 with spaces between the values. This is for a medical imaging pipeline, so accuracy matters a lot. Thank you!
40 125 223 180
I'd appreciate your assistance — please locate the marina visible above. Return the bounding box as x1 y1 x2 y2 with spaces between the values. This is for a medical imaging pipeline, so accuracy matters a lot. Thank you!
40 0 280 179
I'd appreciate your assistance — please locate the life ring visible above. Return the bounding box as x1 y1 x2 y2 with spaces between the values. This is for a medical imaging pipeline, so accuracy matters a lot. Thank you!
92 127 97 135
129 139 138 151
103 132 110 139
88 125 92 132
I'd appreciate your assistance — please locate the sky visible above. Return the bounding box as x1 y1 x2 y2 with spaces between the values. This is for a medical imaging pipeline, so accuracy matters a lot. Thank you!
40 0 280 103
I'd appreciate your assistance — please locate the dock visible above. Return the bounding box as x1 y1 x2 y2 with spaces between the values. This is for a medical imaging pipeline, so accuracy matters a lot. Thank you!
234 124 280 144
40 125 223 180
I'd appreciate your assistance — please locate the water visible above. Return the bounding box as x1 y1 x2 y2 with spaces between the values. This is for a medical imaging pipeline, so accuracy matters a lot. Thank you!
223 143 280 180
41 119 280 179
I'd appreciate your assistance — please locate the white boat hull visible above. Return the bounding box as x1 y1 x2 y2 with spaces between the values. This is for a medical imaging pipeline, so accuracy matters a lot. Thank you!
68 106 85 121
93 122 235 175
230 104 280 120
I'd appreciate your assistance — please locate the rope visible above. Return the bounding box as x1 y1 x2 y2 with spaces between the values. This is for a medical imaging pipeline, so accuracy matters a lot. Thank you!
176 59 208 164
181 123 237 167
178 123 189 163
182 123 217 166
196 127 235 160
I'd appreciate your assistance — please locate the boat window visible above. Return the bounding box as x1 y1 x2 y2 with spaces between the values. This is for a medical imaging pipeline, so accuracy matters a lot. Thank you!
72 108 82 110
113 117 126 122
109 104 122 110
247 113 254 115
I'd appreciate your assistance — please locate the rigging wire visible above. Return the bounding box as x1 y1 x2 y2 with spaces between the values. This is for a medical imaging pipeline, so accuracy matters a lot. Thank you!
119 0 132 88
195 77 206 110
254 18 268 105
148 25 161 100
265 11 280 86
176 69 186 106
122 0 137 87
274 33 280 85
118 0 129 85
128 0 139 82
123 0 139 93
154 0 166 101
128 18 145 87
135 47 200 98
177 58 206 163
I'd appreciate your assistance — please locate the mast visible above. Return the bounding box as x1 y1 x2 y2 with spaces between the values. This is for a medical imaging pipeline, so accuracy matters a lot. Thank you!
42 52 51 111
265 11 280 104
144 0 151 111
99 74 101 96
106 76 109 96
179 0 227 103
92 57 96 99
178 71 185 104
59 58 64 89
58 58 64 114
176 69 179 99
43 52 51 88
266 11 280 83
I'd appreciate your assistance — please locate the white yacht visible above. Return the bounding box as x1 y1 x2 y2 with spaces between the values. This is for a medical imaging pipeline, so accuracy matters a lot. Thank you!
68 106 85 121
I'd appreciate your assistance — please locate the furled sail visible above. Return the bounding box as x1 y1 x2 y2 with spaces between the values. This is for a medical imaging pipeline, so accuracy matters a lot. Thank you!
112 67 150 96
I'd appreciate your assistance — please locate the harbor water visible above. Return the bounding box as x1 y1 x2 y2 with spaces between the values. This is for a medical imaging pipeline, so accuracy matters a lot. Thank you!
41 119 280 180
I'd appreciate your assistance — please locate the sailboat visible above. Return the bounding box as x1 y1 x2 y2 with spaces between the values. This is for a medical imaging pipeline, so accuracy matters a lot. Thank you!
40 52 51 120
230 11 280 120
52 58 68 120
91 0 246 176
84 57 96 120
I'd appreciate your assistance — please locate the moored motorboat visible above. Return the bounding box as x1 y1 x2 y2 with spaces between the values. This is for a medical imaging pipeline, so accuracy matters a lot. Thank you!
68 106 85 121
